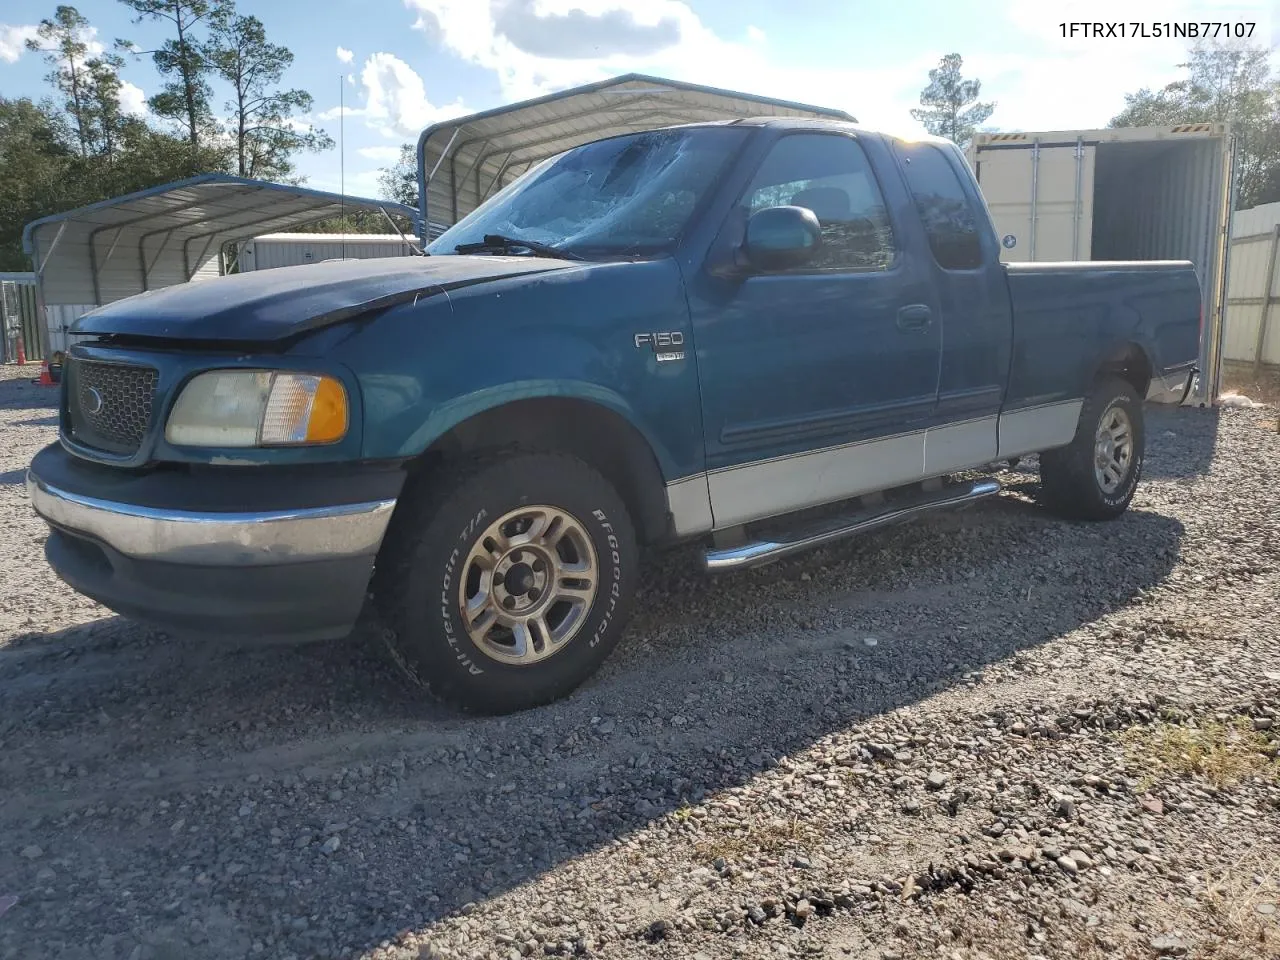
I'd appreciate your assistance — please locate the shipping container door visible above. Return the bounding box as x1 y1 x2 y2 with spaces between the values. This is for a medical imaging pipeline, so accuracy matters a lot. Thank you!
973 142 1096 262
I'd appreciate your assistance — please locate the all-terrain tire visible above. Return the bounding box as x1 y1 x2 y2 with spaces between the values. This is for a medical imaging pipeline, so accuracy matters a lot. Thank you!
1038 376 1145 521
374 451 638 714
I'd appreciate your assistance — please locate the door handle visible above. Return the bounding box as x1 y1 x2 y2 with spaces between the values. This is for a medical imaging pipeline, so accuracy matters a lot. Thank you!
896 304 933 332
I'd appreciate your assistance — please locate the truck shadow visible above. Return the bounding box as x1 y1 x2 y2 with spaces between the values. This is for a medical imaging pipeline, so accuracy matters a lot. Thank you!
0 488 1186 956
1140 402 1219 479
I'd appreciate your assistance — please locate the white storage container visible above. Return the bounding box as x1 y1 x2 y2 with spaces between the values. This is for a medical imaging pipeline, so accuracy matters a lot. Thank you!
966 125 1235 401
236 233 422 271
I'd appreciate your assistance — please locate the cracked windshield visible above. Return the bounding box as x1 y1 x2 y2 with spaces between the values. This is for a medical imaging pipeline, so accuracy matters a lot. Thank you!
430 127 748 257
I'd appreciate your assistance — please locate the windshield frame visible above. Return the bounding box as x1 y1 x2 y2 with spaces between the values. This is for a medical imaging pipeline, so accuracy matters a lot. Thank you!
426 124 752 261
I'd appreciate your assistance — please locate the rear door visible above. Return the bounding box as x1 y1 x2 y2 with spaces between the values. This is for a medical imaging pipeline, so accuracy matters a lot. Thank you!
891 140 1014 472
971 139 1096 262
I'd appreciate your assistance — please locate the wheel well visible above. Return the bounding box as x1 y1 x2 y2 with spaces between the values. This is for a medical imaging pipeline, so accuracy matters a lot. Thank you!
411 398 672 545
1097 343 1152 398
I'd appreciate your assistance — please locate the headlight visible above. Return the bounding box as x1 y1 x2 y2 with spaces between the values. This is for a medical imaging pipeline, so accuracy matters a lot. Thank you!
165 370 349 447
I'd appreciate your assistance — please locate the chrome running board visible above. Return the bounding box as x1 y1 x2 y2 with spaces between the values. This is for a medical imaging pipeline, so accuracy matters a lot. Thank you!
703 478 1002 573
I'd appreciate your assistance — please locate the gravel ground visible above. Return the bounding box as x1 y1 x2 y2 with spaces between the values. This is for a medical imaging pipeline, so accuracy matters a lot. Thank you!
1 362 1278 960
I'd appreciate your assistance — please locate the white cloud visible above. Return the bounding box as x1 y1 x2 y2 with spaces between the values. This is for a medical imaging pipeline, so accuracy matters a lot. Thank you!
358 145 405 162
337 46 354 64
308 165 386 197
399 0 1279 147
358 51 470 137
20 21 106 60
405 0 711 100
402 0 941 138
491 0 682 59
318 104 367 121
119 80 148 116
0 24 39 63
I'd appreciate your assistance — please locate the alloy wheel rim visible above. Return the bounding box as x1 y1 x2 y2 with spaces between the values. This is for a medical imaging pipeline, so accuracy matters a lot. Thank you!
1094 406 1133 494
457 505 598 665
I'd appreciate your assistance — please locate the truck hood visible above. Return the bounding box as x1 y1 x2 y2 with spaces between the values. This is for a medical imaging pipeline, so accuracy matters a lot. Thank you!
71 254 579 343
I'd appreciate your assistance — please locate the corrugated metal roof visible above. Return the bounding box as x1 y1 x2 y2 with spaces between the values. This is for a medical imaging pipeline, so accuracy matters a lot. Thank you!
22 173 422 306
416 73 855 229
250 233 421 242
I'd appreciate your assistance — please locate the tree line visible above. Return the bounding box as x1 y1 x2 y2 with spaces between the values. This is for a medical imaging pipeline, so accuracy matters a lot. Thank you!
0 1 331 270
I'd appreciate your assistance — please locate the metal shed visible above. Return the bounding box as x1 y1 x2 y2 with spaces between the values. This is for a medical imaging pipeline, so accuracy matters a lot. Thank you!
21 174 422 353
416 73 855 234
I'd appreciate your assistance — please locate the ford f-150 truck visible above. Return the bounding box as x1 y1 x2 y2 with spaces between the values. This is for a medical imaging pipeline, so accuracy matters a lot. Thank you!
26 118 1202 714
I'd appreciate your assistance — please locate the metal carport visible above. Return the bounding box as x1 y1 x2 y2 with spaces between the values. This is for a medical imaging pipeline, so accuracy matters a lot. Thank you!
21 174 422 354
416 73 855 236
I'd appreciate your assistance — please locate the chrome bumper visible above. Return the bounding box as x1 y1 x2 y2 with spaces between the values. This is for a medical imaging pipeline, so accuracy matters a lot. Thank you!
1147 367 1196 404
26 472 396 567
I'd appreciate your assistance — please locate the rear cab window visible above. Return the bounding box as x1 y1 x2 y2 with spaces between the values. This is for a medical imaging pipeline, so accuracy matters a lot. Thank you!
893 141 986 270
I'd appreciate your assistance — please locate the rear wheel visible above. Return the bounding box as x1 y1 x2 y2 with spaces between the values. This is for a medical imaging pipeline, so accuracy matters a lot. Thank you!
1039 376 1145 520
375 451 638 714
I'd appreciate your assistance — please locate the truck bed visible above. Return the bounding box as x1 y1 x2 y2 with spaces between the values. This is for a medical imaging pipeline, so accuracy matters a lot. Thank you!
1003 259 1202 407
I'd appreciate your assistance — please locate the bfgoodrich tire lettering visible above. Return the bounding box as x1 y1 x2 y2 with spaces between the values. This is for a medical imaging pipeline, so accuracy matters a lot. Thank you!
1038 376 1145 521
376 452 637 714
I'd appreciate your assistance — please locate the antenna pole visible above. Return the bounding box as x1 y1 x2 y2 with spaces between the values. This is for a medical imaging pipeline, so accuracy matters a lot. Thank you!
340 76 346 260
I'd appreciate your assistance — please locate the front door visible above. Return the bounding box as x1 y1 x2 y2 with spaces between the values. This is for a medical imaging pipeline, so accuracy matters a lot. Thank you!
688 131 943 529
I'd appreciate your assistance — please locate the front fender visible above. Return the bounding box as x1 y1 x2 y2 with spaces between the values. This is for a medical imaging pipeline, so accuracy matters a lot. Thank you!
342 258 705 482
400 378 682 478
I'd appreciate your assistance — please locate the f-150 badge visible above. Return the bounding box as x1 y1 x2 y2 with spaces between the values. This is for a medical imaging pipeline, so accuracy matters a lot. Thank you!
634 331 685 363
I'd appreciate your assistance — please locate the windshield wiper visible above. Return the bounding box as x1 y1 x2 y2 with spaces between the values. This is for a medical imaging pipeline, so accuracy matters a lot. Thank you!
454 234 583 260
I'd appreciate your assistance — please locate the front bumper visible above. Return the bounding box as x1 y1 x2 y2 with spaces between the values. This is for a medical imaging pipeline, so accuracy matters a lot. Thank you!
27 443 403 641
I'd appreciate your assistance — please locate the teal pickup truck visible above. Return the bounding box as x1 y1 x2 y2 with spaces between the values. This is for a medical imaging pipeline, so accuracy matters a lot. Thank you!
27 118 1202 713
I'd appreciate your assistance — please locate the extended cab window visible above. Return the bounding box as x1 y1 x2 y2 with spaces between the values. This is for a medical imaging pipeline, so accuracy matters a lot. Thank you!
894 142 984 270
743 134 895 271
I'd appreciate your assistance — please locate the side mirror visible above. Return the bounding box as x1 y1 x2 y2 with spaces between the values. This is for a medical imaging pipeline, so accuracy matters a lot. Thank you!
743 205 822 272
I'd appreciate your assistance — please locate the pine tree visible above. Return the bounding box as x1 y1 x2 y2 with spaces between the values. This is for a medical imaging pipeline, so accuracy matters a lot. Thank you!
26 5 95 158
909 53 995 149
204 9 332 180
117 0 228 163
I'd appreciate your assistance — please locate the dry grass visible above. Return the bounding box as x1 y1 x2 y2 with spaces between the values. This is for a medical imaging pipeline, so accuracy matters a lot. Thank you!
688 813 820 864
1120 717 1280 791
1220 360 1280 405
1198 849 1280 959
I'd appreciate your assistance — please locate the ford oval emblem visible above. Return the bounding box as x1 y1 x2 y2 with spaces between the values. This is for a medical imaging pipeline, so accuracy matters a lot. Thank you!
86 386 104 415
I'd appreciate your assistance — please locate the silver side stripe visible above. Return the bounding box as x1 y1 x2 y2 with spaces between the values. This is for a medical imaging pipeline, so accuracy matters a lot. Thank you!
996 399 1083 459
665 473 715 536
665 399 1083 536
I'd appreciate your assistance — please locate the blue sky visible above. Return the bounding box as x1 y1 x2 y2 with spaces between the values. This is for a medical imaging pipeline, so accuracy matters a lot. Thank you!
2 0 1276 199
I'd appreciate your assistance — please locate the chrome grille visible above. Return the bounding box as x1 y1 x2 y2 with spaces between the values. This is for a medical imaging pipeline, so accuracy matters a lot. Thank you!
66 358 158 456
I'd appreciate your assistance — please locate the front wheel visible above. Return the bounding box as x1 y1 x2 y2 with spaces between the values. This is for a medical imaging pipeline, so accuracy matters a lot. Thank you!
1038 376 1145 520
375 452 638 714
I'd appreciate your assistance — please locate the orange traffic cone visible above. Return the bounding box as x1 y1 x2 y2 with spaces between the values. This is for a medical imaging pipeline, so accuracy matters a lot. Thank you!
34 360 56 387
